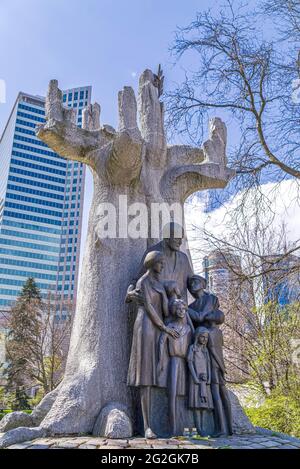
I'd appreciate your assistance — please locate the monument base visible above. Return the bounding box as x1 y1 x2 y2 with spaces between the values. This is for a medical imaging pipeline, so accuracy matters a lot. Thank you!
0 389 254 448
134 388 254 438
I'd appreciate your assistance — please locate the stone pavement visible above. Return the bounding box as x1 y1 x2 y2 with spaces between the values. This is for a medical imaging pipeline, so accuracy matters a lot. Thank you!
2 433 300 450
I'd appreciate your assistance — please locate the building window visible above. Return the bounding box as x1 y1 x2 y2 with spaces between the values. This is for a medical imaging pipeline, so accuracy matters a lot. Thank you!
4 210 62 226
18 103 45 116
8 175 65 193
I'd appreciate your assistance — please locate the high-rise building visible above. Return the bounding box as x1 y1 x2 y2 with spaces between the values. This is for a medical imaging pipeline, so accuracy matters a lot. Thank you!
0 86 91 317
261 254 300 305
203 250 256 383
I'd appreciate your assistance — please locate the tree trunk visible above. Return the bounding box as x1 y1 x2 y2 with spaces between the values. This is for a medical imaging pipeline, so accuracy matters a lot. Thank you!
41 180 151 433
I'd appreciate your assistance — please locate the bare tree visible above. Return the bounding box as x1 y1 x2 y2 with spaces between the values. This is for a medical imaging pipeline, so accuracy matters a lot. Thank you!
36 293 72 394
168 0 300 292
169 1 300 397
186 190 300 390
167 1 299 182
236 301 300 396
3 284 72 398
263 0 300 42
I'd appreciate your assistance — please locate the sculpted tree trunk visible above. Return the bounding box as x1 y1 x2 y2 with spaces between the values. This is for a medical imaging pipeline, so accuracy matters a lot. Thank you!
0 69 234 442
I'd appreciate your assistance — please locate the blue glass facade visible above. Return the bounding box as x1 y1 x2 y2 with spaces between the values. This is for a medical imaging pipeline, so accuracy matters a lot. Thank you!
0 87 91 315
262 254 300 306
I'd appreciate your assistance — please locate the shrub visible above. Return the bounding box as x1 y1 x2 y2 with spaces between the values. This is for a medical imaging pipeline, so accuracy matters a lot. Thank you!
0 410 12 421
245 394 300 438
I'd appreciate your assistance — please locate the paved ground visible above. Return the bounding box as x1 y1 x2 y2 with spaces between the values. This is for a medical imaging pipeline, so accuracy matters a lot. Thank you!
3 433 300 449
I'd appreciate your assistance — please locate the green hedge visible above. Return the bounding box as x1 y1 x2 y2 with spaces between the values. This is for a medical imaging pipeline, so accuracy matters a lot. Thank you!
0 410 11 421
0 409 32 421
245 395 300 438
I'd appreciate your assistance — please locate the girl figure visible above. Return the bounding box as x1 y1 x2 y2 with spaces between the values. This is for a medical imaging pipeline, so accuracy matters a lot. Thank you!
187 327 214 436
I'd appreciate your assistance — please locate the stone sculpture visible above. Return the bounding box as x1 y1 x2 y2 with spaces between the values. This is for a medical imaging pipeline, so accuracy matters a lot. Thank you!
0 68 236 448
188 274 222 325
127 222 193 303
187 274 233 436
157 298 193 435
187 327 214 436
128 250 233 437
206 310 233 436
127 250 179 439
153 64 164 98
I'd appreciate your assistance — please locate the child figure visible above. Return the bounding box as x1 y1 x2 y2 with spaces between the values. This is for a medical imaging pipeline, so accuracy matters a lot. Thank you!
206 309 233 436
187 274 222 327
187 327 214 436
157 298 193 436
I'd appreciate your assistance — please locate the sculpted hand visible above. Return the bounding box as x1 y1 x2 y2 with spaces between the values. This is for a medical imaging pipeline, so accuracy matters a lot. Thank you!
125 285 144 305
165 327 180 339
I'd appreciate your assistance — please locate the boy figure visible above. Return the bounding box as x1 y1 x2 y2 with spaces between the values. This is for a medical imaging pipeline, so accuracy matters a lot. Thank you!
157 298 193 436
206 310 233 436
187 274 221 327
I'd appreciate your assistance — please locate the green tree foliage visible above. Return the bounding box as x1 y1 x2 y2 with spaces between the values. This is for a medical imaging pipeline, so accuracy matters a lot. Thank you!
18 277 41 303
239 301 300 436
244 302 300 397
5 278 42 396
10 387 31 411
245 394 300 438
3 278 71 405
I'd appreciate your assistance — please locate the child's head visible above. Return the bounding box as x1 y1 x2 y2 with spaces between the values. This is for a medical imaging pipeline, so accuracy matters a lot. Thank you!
169 298 187 319
206 309 225 326
194 326 209 346
144 251 165 274
187 275 207 297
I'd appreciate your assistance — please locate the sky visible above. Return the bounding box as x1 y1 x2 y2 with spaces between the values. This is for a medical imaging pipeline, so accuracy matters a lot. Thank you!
0 0 213 129
185 179 300 273
0 0 216 277
1 0 297 283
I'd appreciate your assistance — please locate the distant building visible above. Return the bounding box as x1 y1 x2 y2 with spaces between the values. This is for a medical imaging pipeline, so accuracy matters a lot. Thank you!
203 250 256 383
0 87 91 318
261 254 300 305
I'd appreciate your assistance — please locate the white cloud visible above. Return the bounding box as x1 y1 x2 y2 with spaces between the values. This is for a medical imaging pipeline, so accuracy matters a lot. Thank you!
185 179 300 273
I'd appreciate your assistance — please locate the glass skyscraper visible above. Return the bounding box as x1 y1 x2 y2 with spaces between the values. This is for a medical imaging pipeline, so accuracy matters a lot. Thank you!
261 254 300 305
0 86 91 318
